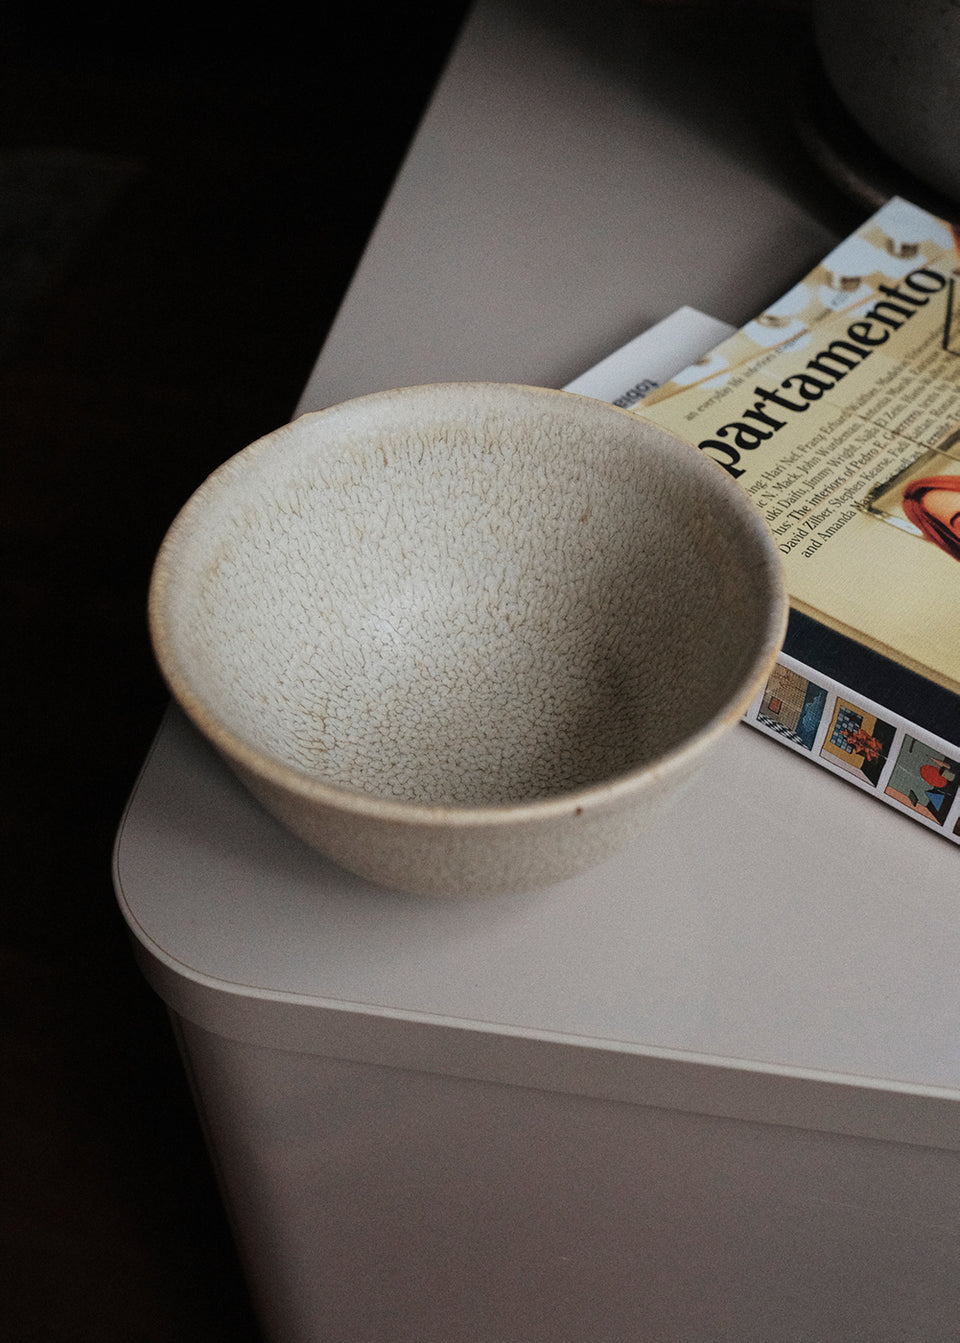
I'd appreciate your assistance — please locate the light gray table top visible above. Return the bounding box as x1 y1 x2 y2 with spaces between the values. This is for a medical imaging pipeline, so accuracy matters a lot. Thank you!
298 0 841 411
114 0 960 1148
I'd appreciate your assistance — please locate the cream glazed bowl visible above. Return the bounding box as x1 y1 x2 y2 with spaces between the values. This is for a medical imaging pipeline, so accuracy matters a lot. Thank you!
149 383 786 897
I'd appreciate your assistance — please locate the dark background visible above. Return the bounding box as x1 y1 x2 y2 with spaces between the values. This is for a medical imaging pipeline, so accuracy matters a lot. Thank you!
1 8 468 1339
2 0 907 1337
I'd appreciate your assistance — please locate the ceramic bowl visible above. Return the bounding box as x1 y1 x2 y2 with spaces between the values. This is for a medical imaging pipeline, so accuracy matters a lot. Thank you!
149 383 786 896
814 0 960 205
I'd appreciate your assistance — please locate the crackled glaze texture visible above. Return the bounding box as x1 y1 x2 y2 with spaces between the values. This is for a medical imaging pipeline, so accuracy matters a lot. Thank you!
150 384 786 895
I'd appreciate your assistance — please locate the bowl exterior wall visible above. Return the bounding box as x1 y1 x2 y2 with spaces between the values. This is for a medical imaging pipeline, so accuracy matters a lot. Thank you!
228 752 703 898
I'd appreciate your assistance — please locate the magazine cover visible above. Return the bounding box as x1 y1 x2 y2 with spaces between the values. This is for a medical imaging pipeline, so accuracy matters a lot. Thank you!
637 197 960 700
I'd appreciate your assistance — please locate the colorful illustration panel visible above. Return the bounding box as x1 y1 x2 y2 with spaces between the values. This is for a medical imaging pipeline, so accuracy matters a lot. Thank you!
757 661 827 751
884 736 960 825
820 697 896 786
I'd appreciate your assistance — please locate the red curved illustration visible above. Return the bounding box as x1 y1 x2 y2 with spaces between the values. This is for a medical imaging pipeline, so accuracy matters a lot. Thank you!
902 475 960 561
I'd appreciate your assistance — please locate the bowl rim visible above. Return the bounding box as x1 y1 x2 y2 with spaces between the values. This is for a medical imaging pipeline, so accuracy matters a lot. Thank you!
148 381 789 828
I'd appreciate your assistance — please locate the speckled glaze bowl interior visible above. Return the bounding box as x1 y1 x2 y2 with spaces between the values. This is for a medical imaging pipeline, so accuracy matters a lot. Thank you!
149 383 786 896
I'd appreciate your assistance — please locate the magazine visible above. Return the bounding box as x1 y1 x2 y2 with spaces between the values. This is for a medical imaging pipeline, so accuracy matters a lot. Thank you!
565 200 960 845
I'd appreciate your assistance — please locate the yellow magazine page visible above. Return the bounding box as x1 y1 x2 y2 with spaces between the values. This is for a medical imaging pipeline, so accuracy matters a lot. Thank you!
638 198 960 696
